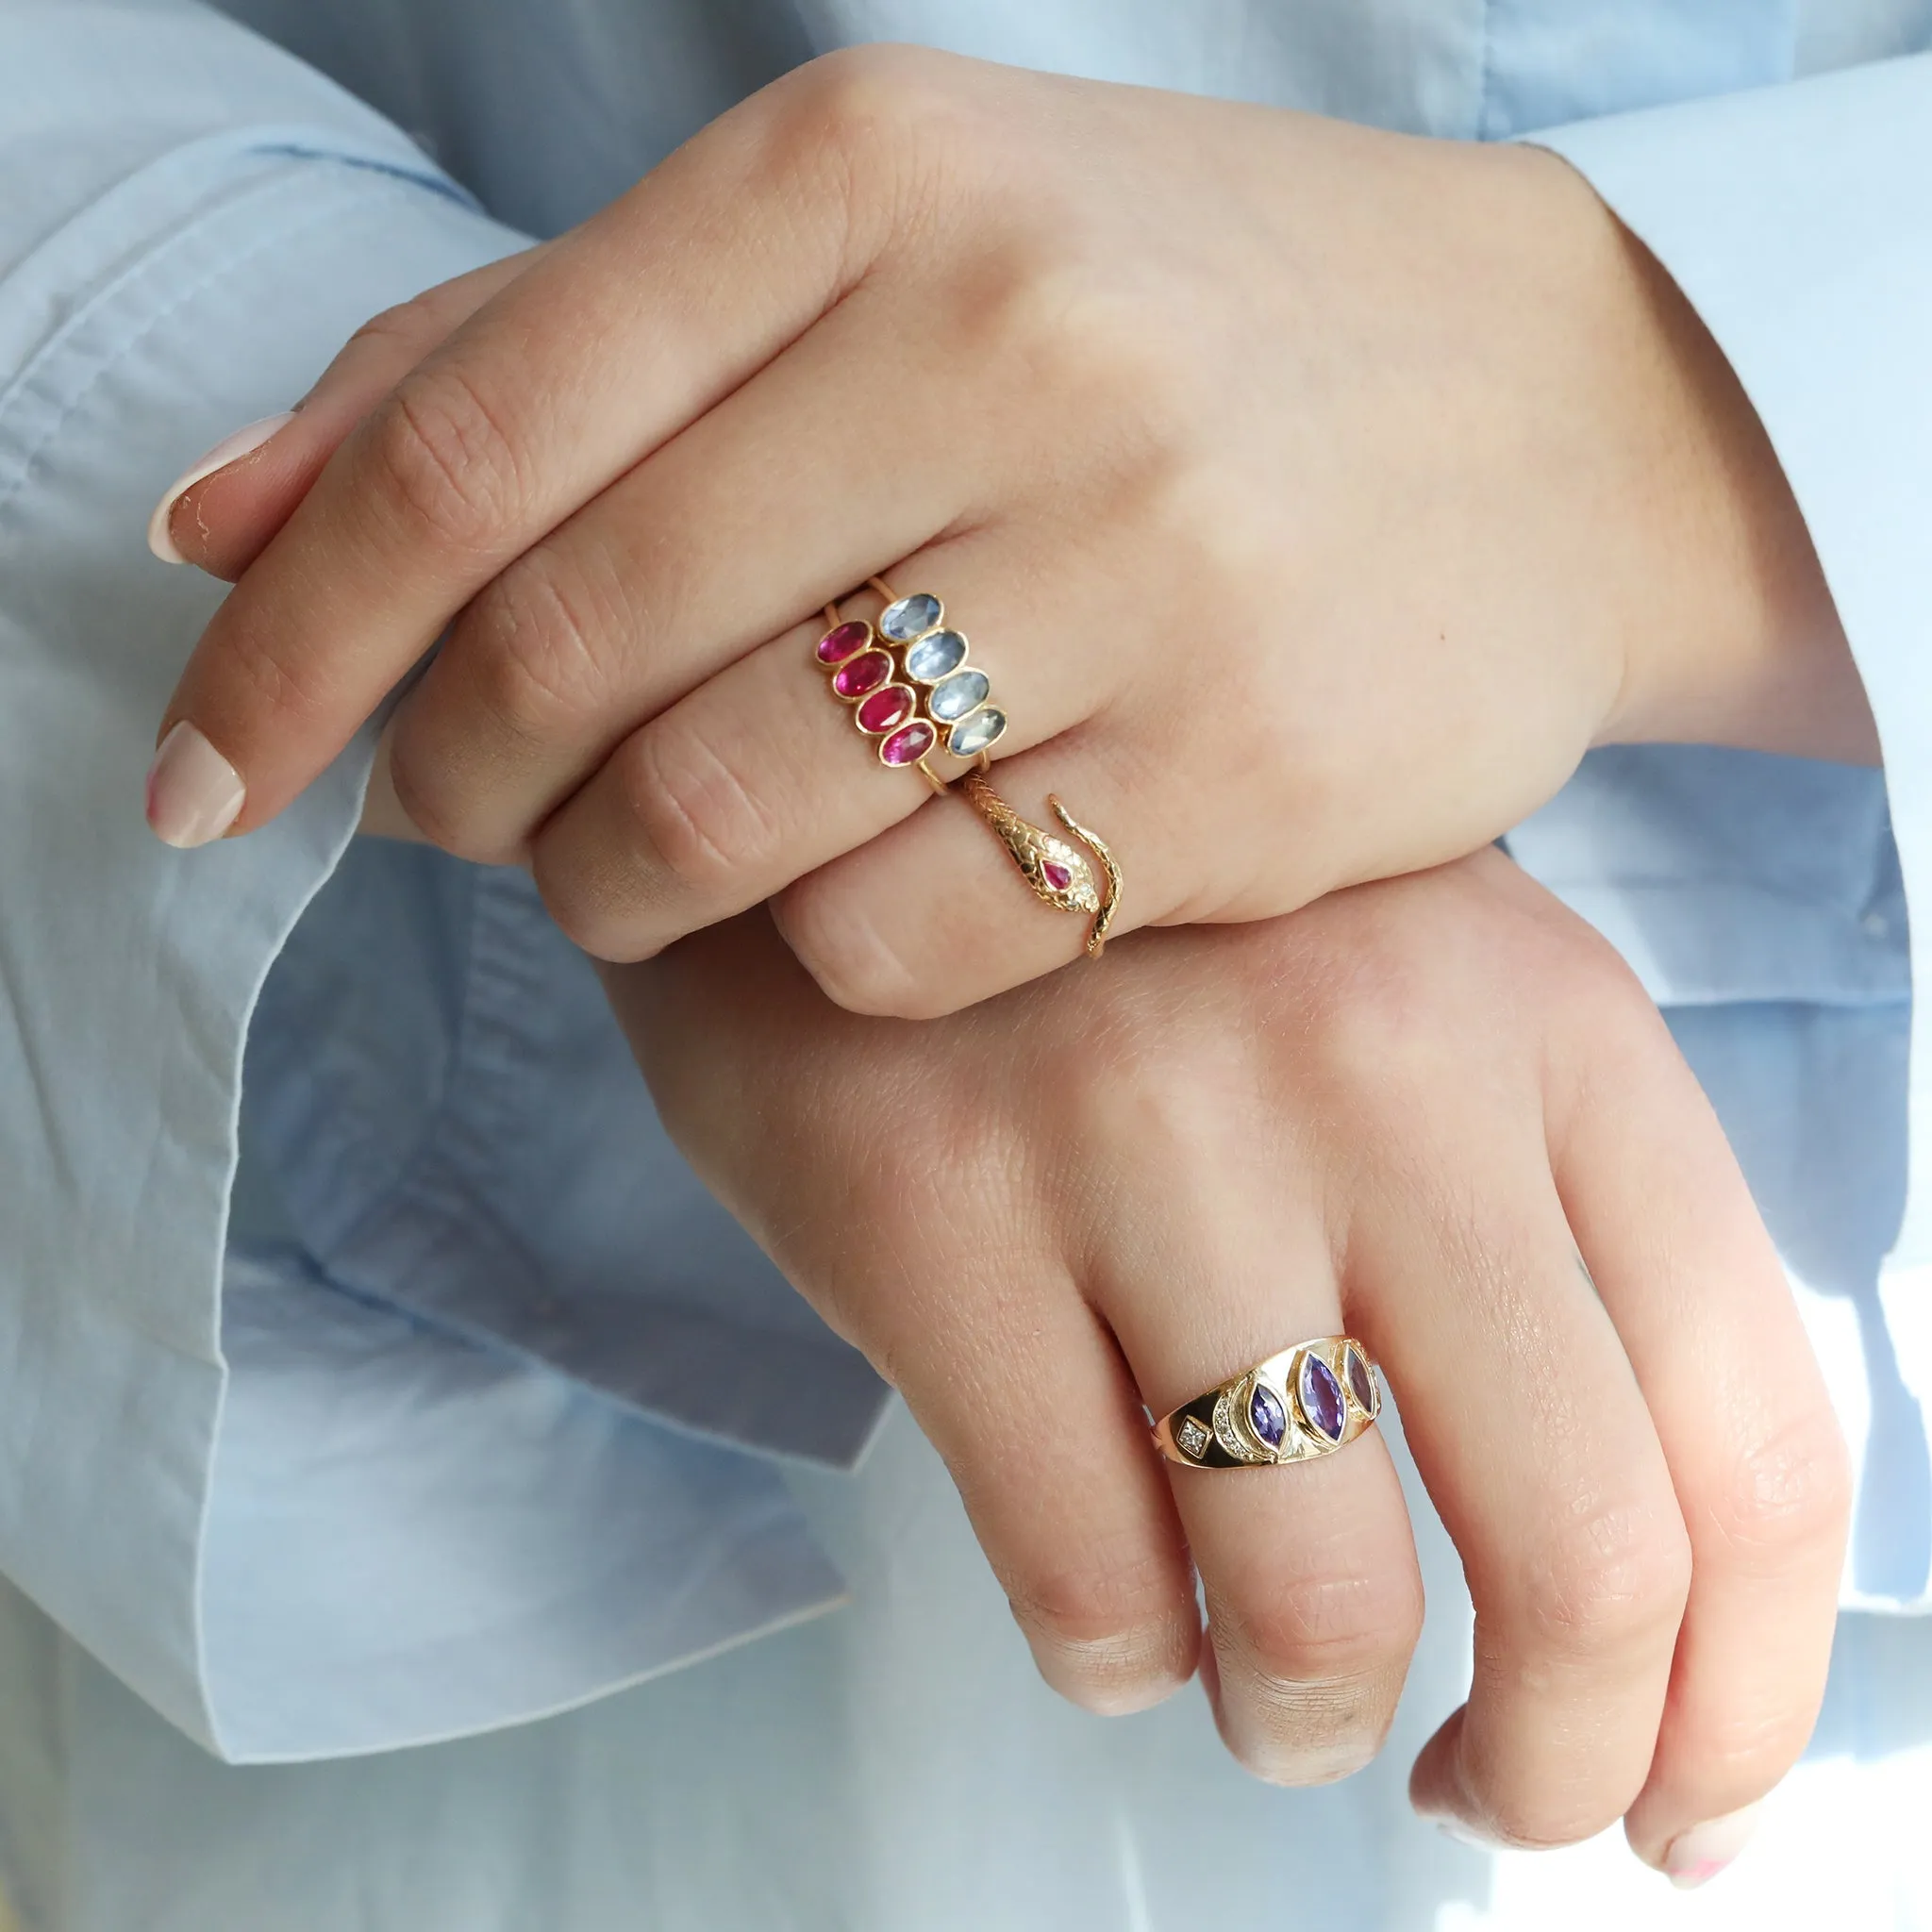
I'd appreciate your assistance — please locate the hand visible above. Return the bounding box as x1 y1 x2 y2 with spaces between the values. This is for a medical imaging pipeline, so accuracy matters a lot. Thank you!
599 846 1847 1874
149 47 1872 1016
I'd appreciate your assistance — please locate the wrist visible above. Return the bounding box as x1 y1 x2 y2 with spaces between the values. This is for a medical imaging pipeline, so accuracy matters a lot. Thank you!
1572 181 1878 765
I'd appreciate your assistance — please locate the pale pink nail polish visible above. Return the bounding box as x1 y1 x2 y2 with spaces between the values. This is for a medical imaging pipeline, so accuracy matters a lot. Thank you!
145 722 245 848
145 412 295 564
1662 1803 1761 1890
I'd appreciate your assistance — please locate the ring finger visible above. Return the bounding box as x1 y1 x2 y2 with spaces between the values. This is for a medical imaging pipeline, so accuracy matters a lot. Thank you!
525 536 1193 970
1099 1202 1425 1785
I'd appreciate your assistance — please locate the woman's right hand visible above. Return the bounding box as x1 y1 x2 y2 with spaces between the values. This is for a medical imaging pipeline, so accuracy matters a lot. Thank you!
604 844 1847 1883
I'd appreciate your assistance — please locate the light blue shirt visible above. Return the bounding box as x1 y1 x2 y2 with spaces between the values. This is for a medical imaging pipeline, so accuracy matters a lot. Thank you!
2 0 1931 1790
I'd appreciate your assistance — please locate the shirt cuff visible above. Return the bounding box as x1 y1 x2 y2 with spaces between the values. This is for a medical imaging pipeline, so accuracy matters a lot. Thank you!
1525 54 1932 1267
0 2 864 1763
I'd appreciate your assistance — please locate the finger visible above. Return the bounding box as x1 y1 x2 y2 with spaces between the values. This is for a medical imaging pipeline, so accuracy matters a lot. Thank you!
1373 1158 1692 1848
523 547 1115 957
772 723 1190 1018
1543 995 1849 1882
924 1291 1205 1715
384 280 991 860
605 916 1201 1714
158 54 914 836
768 521 1335 1015
154 249 540 579
1083 1094 1424 1784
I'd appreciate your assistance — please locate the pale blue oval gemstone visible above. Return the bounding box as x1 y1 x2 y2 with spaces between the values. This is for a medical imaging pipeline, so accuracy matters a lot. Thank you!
879 592 941 642
904 628 967 682
947 707 1006 757
929 669 990 722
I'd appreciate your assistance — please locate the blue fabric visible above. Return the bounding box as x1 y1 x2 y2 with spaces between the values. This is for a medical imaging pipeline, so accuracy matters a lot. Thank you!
3 0 1932 1811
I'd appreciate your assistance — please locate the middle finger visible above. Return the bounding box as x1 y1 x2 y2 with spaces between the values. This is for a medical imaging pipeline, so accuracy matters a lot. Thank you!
388 282 1007 862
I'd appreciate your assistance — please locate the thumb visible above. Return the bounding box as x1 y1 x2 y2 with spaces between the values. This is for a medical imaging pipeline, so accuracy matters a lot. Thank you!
148 244 543 580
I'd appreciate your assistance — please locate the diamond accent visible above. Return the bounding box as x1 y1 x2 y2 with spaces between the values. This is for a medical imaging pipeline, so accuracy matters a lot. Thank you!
1174 1415 1213 1460
1212 1383 1274 1464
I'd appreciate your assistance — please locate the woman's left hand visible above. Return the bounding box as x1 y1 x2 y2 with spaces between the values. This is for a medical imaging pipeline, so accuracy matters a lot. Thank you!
148 46 1869 1015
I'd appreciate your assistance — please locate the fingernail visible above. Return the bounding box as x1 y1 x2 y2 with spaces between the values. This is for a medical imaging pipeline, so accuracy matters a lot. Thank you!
1661 1803 1760 1890
1434 1818 1498 1851
145 722 245 847
146 411 294 563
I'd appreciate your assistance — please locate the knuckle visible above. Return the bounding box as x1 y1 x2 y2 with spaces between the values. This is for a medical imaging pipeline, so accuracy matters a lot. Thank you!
369 362 528 552
774 878 930 1019
202 613 332 731
1217 1560 1424 1692
461 551 622 747
1206 1567 1421 1785
379 745 471 857
341 293 443 361
1480 1787 1624 1853
783 42 953 151
761 45 970 258
1070 1002 1261 1152
1521 1494 1691 1658
1008 1558 1174 1653
992 265 1179 423
1300 962 1447 1110
540 720 782 956
1008 1550 1193 1715
1709 1401 1853 1574
625 717 784 895
1677 1702 1817 1799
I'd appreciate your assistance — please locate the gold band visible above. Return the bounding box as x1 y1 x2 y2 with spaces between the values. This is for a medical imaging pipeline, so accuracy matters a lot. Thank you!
959 767 1122 958
814 579 1124 957
1153 1336 1382 1470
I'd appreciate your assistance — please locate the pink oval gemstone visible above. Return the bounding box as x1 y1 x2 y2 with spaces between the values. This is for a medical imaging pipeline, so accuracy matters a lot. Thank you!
879 721 937 766
816 620 872 665
857 685 915 734
832 650 892 699
1041 860 1073 891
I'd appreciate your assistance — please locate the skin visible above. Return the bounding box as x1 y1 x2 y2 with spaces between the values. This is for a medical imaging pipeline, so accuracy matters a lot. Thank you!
155 46 1874 1021
598 852 1848 1866
146 46 1860 1864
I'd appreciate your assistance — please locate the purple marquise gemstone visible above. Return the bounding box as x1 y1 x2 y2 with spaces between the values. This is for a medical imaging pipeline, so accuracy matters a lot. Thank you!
1248 1384 1287 1450
1345 1345 1376 1416
1299 1354 1345 1442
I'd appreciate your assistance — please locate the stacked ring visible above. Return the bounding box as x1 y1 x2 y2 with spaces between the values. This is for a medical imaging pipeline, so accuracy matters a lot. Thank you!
812 578 1123 957
1153 1337 1382 1470
813 587 1009 770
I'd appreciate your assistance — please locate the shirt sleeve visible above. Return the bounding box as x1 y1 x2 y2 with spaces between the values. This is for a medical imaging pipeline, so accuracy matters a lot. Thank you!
1503 58 1932 1607
0 0 880 1763
1520 59 1932 1258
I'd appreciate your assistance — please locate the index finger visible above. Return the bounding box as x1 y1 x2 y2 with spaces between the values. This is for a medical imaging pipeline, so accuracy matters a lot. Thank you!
152 50 922 841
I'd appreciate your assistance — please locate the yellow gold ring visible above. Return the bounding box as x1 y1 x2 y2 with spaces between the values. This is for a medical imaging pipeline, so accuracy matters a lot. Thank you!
812 578 1123 958
1153 1337 1382 1470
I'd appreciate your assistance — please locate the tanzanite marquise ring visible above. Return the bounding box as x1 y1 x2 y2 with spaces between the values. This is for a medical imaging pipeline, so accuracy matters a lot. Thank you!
1153 1337 1382 1470
813 579 1123 958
